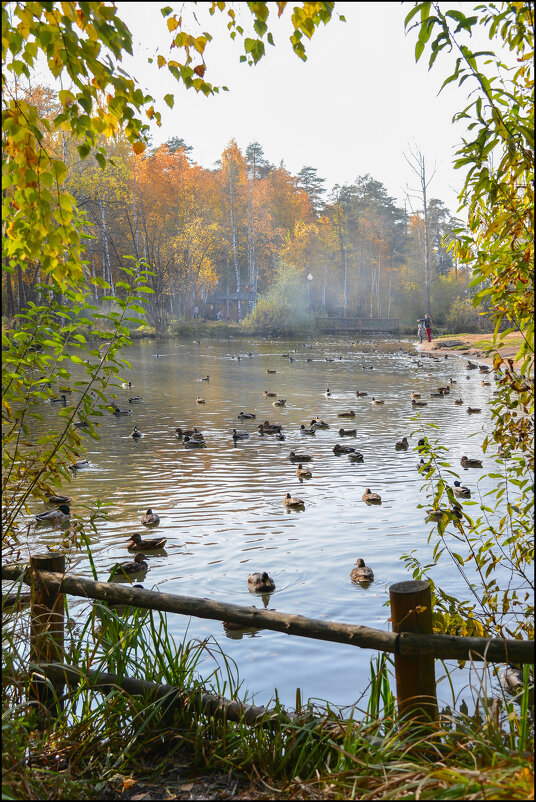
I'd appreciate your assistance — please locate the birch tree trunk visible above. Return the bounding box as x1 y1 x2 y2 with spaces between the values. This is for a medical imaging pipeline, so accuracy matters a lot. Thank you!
343 212 348 317
228 166 240 317
99 197 114 297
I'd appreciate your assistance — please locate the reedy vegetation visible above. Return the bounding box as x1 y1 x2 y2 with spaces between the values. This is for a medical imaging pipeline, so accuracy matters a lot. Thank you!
1 2 534 799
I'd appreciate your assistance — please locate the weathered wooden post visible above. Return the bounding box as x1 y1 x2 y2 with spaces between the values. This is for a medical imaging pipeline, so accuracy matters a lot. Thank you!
390 579 438 724
29 552 66 718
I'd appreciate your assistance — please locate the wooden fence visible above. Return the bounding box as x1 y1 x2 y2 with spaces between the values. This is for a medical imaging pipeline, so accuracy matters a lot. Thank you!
2 555 534 726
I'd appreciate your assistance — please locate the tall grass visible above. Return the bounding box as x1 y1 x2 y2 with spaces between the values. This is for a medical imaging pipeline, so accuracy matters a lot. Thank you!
2 578 533 800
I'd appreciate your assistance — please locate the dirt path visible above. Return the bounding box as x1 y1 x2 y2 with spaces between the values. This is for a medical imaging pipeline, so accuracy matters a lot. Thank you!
416 332 524 367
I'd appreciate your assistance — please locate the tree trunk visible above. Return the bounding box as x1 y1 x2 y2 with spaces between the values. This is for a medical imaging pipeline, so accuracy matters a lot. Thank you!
100 197 114 297
228 167 240 317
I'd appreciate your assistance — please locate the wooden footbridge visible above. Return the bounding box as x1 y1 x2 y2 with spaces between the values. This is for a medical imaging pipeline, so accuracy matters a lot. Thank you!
315 317 401 334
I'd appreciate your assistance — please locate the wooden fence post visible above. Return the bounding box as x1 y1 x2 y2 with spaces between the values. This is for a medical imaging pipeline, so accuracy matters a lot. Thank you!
390 579 438 724
29 552 66 718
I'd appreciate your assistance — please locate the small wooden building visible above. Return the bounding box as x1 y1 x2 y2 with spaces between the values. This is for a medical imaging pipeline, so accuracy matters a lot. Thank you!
206 287 257 322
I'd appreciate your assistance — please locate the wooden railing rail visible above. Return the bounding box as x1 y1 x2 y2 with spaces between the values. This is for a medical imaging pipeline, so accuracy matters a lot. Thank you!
3 563 533 665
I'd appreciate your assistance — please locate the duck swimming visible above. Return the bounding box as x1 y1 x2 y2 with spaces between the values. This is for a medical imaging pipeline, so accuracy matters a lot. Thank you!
333 444 355 455
296 463 312 478
51 394 67 405
412 399 428 407
34 504 70 524
410 392 421 400
196 397 205 404
337 410 355 418
127 533 167 551
339 428 356 436
232 429 250 440
141 508 160 526
300 424 316 435
110 552 148 577
461 455 483 468
266 370 276 374
112 403 132 415
348 452 364 462
69 460 90 470
130 426 142 438
283 492 305 508
238 412 256 419
175 427 202 438
324 388 331 396
264 390 277 398
272 399 286 407
46 493 71 505
311 418 329 428
184 435 205 447
201 375 210 381
128 396 143 403
248 572 275 592
371 397 385 405
289 451 312 462
467 407 481 414
356 391 368 397
350 558 374 583
453 481 471 498
454 398 464 405
395 437 409 450
362 488 382 504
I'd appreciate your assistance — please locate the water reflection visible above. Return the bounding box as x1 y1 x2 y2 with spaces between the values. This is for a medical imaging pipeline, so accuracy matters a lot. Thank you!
18 335 519 709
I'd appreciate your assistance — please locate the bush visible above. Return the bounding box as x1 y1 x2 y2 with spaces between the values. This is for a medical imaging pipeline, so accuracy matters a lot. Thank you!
445 297 490 333
241 298 313 336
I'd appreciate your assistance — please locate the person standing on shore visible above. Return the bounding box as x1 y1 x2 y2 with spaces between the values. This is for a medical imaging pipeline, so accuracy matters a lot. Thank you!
424 313 432 342
417 321 425 343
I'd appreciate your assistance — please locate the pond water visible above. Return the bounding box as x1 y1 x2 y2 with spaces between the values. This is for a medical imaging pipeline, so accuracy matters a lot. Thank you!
20 335 517 712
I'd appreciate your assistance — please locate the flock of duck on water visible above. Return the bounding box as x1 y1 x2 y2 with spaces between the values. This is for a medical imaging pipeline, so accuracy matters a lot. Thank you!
34 345 494 593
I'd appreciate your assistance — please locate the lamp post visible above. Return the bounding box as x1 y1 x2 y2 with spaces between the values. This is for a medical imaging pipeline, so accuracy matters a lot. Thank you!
307 273 313 313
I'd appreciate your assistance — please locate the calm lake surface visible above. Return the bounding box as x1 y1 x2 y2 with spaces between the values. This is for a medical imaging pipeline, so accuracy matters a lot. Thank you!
23 335 515 711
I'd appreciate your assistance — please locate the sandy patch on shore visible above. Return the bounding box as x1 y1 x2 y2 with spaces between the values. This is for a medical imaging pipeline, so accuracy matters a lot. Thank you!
417 333 524 367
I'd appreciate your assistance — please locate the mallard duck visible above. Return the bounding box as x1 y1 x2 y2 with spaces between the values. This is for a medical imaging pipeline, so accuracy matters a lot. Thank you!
69 459 90 470
348 452 364 463
453 481 471 498
410 392 421 400
430 392 444 398
466 361 478 369
350 558 374 583
416 457 432 470
362 365 373 369
417 438 428 449
311 418 329 428
273 399 286 407
362 488 382 504
201 375 210 381
454 398 464 405
184 435 205 447
461 455 483 468
333 443 355 455
339 428 356 436
110 552 148 576
426 505 462 523
371 397 385 405
412 399 428 407
51 394 67 405
258 422 282 435
46 493 71 505
500 665 534 697
128 396 143 404
141 508 160 526
73 419 89 428
479 365 491 373
296 463 312 478
232 429 249 440
395 437 409 450
438 386 450 394
481 380 491 386
248 572 275 592
34 504 70 524
121 381 133 389
264 390 277 397
196 396 205 404
127 532 167 551
467 407 481 414
237 412 256 419
283 492 305 508
300 424 316 435
175 426 202 438
289 451 312 462
112 403 132 415
324 388 331 396
130 426 142 438
356 391 368 397
337 410 355 418
266 369 276 374
449 378 457 384
275 431 286 440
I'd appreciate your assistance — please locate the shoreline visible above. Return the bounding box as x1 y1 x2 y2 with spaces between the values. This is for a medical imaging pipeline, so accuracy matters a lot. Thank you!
416 332 524 368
